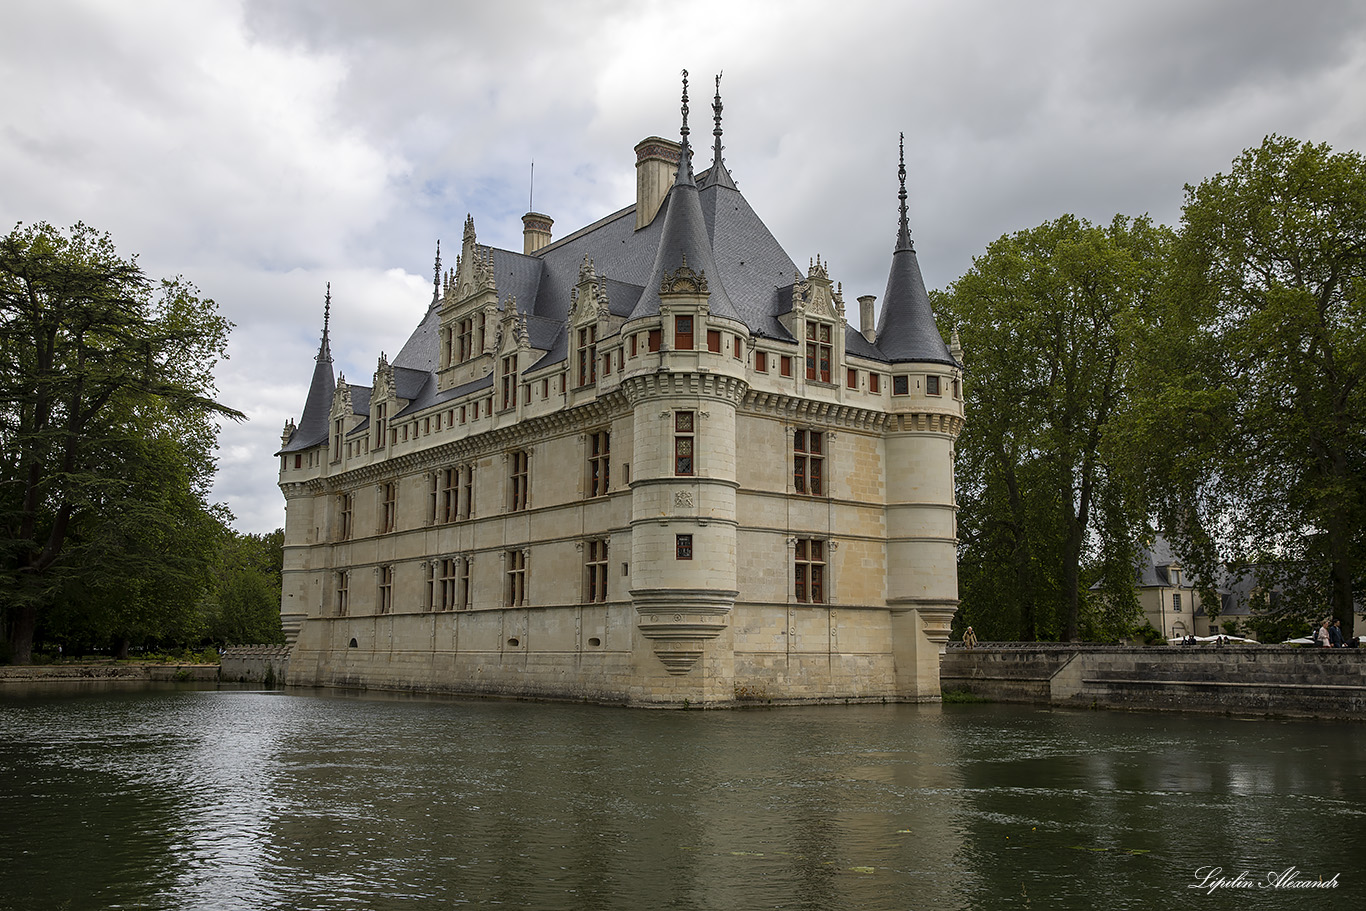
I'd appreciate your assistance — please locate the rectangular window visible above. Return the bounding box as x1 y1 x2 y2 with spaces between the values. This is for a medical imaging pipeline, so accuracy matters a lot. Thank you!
458 317 473 362
509 450 529 511
378 565 393 614
542 377 549 399
780 355 793 377
460 405 467 424
585 539 608 603
674 411 694 476
893 375 909 396
577 325 597 386
870 373 881 394
294 454 302 469
707 329 721 353
676 534 693 560
847 368 858 389
794 430 824 495
602 352 611 376
332 418 343 461
795 539 826 603
648 329 662 352
630 334 639 357
439 557 459 611
506 550 527 606
380 482 397 533
927 375 941 396
424 562 435 611
374 403 387 449
755 351 767 373
440 468 459 523
1173 593 1183 612
953 378 961 399
462 464 475 518
459 556 471 609
335 571 349 616
587 430 610 497
428 473 439 524
501 354 519 410
424 417 430 434
338 493 354 541
675 315 694 350
805 322 832 383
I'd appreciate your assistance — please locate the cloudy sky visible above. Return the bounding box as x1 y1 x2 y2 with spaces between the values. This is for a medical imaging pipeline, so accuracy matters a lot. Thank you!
4 0 1366 533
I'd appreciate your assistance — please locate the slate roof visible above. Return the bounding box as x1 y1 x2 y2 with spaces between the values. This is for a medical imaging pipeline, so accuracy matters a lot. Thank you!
281 324 335 453
288 98 959 446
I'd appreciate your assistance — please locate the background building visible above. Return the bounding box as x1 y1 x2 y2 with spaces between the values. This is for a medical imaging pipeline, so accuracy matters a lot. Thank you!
277 76 964 705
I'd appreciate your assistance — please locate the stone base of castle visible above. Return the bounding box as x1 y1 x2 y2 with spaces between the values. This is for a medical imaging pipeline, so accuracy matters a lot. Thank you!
285 602 947 707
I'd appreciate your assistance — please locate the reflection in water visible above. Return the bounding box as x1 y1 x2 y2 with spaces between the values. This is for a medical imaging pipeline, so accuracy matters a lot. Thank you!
1 688 1363 910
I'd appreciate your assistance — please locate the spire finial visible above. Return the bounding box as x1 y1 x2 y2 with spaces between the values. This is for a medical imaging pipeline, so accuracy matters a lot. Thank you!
679 69 693 176
896 132 912 252
319 282 333 362
712 72 724 168
432 240 442 304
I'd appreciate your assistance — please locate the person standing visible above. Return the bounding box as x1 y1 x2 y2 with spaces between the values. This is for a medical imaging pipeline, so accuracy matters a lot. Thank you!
963 626 979 650
1329 619 1344 648
1315 618 1332 647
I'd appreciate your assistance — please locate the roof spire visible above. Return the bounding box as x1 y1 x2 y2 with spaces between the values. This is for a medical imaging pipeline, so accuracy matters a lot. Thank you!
431 240 442 308
712 73 724 165
701 72 737 189
896 132 913 252
319 282 333 362
678 69 694 183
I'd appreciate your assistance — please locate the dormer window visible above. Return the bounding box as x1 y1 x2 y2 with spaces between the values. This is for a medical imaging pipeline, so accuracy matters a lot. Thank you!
577 326 597 386
374 402 387 448
501 354 519 410
805 322 832 383
675 316 693 350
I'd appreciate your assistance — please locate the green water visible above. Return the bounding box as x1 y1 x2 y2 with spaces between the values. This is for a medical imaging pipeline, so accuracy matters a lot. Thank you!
1 685 1361 910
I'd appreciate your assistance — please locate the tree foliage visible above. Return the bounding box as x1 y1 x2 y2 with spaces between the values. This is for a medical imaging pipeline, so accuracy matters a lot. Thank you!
0 222 242 662
200 528 285 646
941 214 1172 641
1132 136 1366 637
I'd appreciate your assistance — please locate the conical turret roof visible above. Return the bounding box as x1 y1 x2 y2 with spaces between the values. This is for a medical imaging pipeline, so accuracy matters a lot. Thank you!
627 71 742 324
875 135 957 366
282 285 336 452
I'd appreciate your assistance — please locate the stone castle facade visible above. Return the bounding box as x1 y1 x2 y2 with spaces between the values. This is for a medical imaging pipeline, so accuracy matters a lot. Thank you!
277 76 965 706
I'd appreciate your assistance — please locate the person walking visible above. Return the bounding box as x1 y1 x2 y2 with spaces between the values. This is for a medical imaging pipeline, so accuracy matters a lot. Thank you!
963 626 979 650
1329 620 1344 648
1315 618 1332 647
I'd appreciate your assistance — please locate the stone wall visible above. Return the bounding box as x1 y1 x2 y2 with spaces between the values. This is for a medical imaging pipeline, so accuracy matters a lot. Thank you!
0 664 220 684
941 644 1366 719
220 646 292 685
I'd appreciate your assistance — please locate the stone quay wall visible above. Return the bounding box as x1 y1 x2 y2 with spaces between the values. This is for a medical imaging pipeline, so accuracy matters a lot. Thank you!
220 646 292 685
0 664 220 684
941 644 1366 720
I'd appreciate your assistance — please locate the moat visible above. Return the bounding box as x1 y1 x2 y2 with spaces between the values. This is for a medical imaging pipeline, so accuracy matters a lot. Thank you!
1 684 1361 910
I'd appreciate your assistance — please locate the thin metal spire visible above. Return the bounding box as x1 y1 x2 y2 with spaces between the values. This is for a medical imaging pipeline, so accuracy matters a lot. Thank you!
712 72 724 167
431 240 442 306
896 132 913 252
529 160 534 212
319 282 333 362
679 69 693 178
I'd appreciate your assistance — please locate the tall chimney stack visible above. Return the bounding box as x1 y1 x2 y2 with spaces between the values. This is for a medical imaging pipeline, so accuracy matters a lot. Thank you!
634 136 681 230
522 212 553 254
859 295 877 344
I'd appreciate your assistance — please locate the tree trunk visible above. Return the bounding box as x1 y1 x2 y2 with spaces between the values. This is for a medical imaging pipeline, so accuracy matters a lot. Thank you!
8 603 37 664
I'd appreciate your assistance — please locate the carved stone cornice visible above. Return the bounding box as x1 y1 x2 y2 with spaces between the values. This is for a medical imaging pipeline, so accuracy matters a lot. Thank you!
632 587 737 675
620 372 748 406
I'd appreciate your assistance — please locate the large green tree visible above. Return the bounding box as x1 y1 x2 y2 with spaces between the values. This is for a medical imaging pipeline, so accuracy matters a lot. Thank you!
0 222 241 662
200 528 286 647
1141 136 1366 637
941 214 1172 641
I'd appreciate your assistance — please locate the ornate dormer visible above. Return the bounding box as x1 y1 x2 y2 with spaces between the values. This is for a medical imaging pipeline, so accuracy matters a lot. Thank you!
370 353 406 451
280 419 296 449
779 256 845 387
438 214 500 389
328 376 359 463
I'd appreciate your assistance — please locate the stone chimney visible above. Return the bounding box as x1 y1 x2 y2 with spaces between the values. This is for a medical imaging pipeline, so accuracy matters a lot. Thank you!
634 136 681 230
858 295 877 344
522 212 553 254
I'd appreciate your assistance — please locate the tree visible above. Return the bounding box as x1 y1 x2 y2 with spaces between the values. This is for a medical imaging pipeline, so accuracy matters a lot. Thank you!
0 222 242 662
1146 137 1366 638
940 214 1172 641
201 528 286 646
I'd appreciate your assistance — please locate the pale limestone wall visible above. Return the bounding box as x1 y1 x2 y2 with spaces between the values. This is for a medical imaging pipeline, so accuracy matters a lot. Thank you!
282 274 964 706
